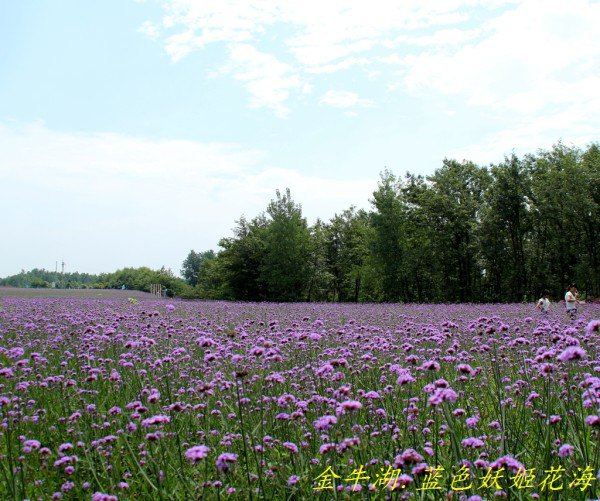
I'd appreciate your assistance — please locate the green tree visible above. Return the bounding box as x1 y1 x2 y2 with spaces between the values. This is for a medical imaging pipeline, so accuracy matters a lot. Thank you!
181 250 216 286
479 155 531 301
417 160 490 301
370 170 407 301
261 189 311 301
580 143 600 296
306 219 334 301
218 216 269 300
526 143 599 297
326 207 371 302
402 173 439 301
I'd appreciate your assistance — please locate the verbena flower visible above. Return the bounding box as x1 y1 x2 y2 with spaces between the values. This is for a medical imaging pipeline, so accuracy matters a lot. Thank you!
185 445 210 463
216 453 238 472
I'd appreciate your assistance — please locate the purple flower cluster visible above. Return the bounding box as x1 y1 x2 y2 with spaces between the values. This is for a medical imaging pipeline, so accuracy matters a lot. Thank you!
0 295 597 498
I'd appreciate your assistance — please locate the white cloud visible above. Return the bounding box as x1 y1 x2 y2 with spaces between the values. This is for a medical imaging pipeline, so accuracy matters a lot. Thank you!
319 90 374 109
0 121 374 275
450 101 600 163
400 0 600 110
404 27 482 47
0 120 260 182
223 44 303 117
139 1 521 111
138 21 160 40
147 0 514 70
137 0 600 158
399 0 600 160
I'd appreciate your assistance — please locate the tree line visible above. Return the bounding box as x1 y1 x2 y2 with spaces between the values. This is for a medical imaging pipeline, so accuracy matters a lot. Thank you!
0 269 99 289
181 143 600 302
0 267 188 297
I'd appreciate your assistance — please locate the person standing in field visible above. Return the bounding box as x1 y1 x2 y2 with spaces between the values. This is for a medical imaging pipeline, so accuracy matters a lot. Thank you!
536 291 550 316
564 284 579 319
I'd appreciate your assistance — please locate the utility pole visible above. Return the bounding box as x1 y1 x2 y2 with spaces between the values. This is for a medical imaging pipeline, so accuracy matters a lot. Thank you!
61 260 65 274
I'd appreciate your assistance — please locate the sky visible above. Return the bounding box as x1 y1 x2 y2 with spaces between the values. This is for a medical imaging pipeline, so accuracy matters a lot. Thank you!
1 0 599 277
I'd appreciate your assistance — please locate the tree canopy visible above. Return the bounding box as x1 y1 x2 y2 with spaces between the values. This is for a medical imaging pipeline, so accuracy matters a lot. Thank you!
186 143 600 302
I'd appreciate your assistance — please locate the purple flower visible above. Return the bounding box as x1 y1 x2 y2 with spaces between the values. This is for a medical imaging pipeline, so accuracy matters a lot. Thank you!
401 448 424 464
340 400 362 411
364 391 380 399
282 442 299 454
396 371 416 385
457 364 475 375
558 444 574 457
54 456 77 468
584 415 599 427
387 474 413 490
490 455 524 473
319 443 336 454
216 453 238 472
287 475 299 486
422 360 441 371
466 415 480 428
141 415 170 428
185 445 210 463
58 443 73 453
92 493 118 501
61 481 75 492
428 387 458 406
23 439 41 453
461 437 485 448
585 319 600 336
557 346 586 362
313 415 337 431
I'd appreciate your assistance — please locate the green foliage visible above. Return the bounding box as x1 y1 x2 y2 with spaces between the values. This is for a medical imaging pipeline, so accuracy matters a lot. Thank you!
194 142 599 303
29 277 49 288
216 216 269 300
479 155 530 301
0 268 99 289
325 207 371 301
261 188 312 301
96 267 187 297
181 250 215 286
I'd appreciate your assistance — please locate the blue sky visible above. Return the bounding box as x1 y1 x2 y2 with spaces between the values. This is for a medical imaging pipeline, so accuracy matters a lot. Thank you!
1 0 599 277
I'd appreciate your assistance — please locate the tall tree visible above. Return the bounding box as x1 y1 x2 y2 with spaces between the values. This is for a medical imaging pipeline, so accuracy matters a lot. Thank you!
580 144 600 296
326 207 371 301
168 142 600 303
181 250 215 286
218 215 269 300
306 219 334 301
261 189 312 301
527 144 583 296
417 160 490 301
370 170 407 301
402 173 439 301
479 155 531 301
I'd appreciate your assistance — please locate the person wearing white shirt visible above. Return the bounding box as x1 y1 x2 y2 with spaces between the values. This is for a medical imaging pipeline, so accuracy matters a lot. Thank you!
564 284 579 319
536 291 550 315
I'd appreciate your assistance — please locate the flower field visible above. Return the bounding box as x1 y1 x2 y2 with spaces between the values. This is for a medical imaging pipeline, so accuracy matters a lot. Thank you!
0 297 599 500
